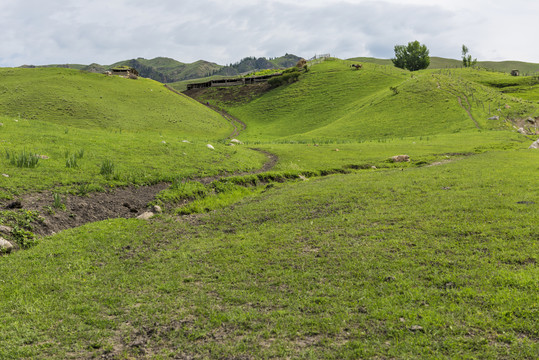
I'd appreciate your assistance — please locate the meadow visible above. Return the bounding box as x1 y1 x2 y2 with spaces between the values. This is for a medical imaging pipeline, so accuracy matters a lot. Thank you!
0 59 537 359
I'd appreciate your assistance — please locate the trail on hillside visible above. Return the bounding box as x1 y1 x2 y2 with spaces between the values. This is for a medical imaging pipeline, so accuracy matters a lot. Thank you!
165 84 247 138
437 82 481 129
1 149 278 238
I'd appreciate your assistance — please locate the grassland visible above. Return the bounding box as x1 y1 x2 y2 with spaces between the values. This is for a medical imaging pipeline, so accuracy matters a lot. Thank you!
349 56 539 75
0 58 538 359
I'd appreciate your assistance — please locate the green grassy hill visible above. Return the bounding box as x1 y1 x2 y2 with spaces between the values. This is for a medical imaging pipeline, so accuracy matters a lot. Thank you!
0 67 229 134
349 56 539 75
1 57 538 359
197 59 538 142
0 67 267 195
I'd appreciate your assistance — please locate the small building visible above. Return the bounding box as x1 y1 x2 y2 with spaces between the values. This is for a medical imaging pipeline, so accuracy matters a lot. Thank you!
511 69 520 76
109 66 139 77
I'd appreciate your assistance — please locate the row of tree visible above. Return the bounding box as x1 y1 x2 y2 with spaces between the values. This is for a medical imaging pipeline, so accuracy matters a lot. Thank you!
392 41 477 71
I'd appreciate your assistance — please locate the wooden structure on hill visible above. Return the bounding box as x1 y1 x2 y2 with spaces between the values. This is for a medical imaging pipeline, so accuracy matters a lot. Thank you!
186 73 282 90
110 66 139 77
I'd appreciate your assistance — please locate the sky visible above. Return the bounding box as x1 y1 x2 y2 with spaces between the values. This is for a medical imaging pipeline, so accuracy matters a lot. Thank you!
0 0 537 67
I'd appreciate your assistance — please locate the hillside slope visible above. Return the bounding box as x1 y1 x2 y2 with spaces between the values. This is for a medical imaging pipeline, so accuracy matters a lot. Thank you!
0 67 231 136
349 56 539 75
204 59 539 141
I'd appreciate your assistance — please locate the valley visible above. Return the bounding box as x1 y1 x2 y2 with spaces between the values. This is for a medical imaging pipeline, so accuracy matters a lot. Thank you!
0 57 537 359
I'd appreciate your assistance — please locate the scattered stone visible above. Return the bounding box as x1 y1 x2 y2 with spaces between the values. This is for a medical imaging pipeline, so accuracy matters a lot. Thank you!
529 139 539 149
409 325 424 332
38 155 49 159
399 317 406 323
0 123 3 126
384 276 396 282
488 115 500 120
444 282 456 289
2 174 9 178
516 201 535 205
517 128 526 135
335 149 340 152
206 144 215 150
182 140 190 143
161 141 166 144
298 175 308 181
441 187 451 190
230 139 243 144
227 143 235 146
152 205 162 213
526 117 536 124
0 225 13 234
371 166 377 169
0 238 13 253
137 212 154 220
392 155 410 162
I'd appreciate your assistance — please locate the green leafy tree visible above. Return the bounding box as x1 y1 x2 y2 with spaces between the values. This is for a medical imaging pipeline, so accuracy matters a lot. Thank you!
462 45 477 68
392 41 430 71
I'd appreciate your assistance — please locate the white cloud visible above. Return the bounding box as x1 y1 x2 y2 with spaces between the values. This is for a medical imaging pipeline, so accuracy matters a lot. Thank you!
0 0 537 67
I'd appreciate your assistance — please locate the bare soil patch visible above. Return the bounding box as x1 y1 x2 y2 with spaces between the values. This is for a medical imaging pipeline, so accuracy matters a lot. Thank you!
1 149 278 237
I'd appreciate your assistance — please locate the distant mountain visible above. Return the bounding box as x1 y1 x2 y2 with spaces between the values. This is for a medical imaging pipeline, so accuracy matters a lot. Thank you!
213 54 302 76
20 54 303 83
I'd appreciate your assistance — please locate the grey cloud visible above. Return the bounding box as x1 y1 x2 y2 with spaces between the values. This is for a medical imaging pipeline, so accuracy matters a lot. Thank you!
1 0 537 67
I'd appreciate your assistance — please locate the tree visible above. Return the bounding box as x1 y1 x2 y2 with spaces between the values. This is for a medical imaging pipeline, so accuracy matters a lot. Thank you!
392 41 430 71
462 45 477 68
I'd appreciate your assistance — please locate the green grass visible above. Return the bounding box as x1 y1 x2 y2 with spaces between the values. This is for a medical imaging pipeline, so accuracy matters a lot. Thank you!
0 67 230 135
213 59 538 142
0 116 267 197
349 56 539 75
1 57 539 358
0 151 537 359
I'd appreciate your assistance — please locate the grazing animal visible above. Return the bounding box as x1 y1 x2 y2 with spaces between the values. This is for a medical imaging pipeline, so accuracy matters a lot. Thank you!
351 64 363 70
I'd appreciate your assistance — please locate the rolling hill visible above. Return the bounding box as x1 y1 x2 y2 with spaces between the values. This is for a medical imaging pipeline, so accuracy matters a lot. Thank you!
349 56 539 75
20 54 303 84
192 58 539 142
1 56 538 359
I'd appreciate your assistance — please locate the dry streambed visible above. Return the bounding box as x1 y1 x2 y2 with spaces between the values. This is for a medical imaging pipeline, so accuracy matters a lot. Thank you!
1 149 278 240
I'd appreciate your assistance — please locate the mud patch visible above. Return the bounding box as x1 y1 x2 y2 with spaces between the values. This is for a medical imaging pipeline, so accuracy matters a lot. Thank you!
1 149 279 237
7 183 169 236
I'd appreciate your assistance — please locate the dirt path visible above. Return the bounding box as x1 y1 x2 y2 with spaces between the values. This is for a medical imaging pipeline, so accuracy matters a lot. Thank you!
457 96 480 129
164 84 247 138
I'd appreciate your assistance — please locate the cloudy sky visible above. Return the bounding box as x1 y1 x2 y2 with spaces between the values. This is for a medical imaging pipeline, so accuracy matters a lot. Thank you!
0 0 537 67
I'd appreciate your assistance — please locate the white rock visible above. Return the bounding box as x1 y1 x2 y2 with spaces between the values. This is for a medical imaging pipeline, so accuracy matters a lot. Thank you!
182 140 190 143
230 139 243 144
529 139 539 149
161 141 167 144
137 212 154 220
2 174 9 178
488 116 500 120
0 238 13 253
0 225 13 234
152 205 162 213
517 128 527 135
206 144 215 150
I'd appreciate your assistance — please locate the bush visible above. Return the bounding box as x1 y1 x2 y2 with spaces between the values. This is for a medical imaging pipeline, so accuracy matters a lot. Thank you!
268 68 301 88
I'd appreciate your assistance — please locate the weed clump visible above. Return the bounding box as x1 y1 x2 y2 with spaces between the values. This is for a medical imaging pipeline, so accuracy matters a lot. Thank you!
100 160 115 176
5 149 40 168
